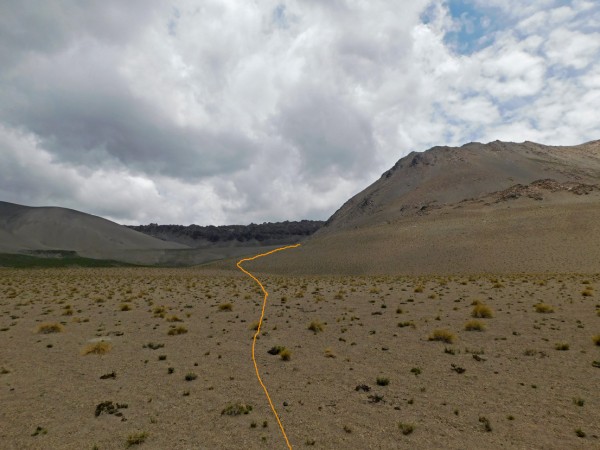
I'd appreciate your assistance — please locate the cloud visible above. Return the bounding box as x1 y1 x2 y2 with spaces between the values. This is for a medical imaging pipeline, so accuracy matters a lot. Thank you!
0 0 599 225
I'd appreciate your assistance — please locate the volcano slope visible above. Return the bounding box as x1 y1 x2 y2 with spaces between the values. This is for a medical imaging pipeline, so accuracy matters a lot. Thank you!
249 139 600 275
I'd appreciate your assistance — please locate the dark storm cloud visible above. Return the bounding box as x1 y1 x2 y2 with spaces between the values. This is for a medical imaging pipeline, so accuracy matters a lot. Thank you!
1 68 254 179
0 2 253 180
0 0 164 70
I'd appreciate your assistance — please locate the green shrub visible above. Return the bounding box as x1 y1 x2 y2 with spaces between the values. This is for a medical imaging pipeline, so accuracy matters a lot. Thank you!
221 403 253 416
376 377 390 386
126 432 148 447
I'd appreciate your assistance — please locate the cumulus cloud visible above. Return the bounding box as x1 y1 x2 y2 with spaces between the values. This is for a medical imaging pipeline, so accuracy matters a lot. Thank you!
0 0 599 224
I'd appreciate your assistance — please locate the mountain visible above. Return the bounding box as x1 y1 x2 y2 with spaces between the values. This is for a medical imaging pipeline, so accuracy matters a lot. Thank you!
243 139 600 275
0 201 188 261
323 139 600 231
128 220 324 248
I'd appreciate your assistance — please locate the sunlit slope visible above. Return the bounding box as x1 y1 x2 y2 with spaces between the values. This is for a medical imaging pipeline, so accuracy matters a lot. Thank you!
248 140 600 274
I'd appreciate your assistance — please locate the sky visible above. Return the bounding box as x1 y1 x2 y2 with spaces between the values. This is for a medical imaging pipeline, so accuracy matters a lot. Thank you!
0 0 599 225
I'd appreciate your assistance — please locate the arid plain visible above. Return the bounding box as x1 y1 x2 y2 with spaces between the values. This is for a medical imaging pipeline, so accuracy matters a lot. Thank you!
1 267 599 449
2 140 600 449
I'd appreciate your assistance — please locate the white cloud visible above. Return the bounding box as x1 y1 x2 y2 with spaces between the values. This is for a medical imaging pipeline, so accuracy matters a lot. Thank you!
0 0 599 224
545 28 600 69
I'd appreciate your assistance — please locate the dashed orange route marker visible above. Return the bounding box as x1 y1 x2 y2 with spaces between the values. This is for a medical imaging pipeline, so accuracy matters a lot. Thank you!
237 244 300 450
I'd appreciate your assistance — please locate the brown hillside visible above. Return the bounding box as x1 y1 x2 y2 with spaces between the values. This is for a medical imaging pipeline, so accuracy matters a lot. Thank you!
245 140 600 275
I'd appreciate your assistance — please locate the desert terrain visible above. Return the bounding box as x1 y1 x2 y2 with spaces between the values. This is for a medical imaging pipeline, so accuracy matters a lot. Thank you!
2 140 600 449
1 267 599 449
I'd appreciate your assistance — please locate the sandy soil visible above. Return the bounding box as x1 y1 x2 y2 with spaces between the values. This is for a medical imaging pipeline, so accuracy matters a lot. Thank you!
244 194 600 276
1 267 599 449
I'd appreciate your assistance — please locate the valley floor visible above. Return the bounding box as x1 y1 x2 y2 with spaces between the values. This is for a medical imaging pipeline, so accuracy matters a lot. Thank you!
1 267 599 449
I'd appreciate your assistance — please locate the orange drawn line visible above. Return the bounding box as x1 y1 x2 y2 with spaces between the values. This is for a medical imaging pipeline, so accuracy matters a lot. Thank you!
237 244 300 450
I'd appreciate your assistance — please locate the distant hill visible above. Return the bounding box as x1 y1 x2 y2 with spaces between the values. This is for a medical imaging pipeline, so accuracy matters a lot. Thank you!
0 201 188 262
128 220 324 247
242 139 600 275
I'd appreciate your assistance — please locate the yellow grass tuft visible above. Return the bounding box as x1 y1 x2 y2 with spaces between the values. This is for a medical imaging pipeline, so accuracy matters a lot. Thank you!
82 341 112 355
280 348 292 361
126 432 148 447
593 335 600 346
36 323 64 334
534 303 554 313
308 320 324 333
471 304 493 318
428 329 456 343
168 326 188 335
464 320 485 331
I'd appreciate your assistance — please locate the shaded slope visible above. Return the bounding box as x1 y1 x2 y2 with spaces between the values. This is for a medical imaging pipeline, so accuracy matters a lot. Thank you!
0 201 188 259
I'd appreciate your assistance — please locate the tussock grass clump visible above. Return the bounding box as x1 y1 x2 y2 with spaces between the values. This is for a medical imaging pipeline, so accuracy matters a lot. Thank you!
221 403 253 416
554 342 569 351
308 320 324 333
464 320 485 331
82 341 112 355
376 377 390 386
592 335 600 346
31 426 47 436
126 432 148 447
267 345 286 355
479 416 492 432
471 304 493 318
398 422 415 435
184 372 197 381
279 349 292 361
428 329 456 344
167 326 187 336
36 323 64 334
218 303 233 311
144 342 164 350
534 303 554 313
166 315 182 322
152 306 166 318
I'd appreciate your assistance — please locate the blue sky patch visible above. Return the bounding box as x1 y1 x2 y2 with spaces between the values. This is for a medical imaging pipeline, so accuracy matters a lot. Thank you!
272 4 288 29
444 0 503 54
